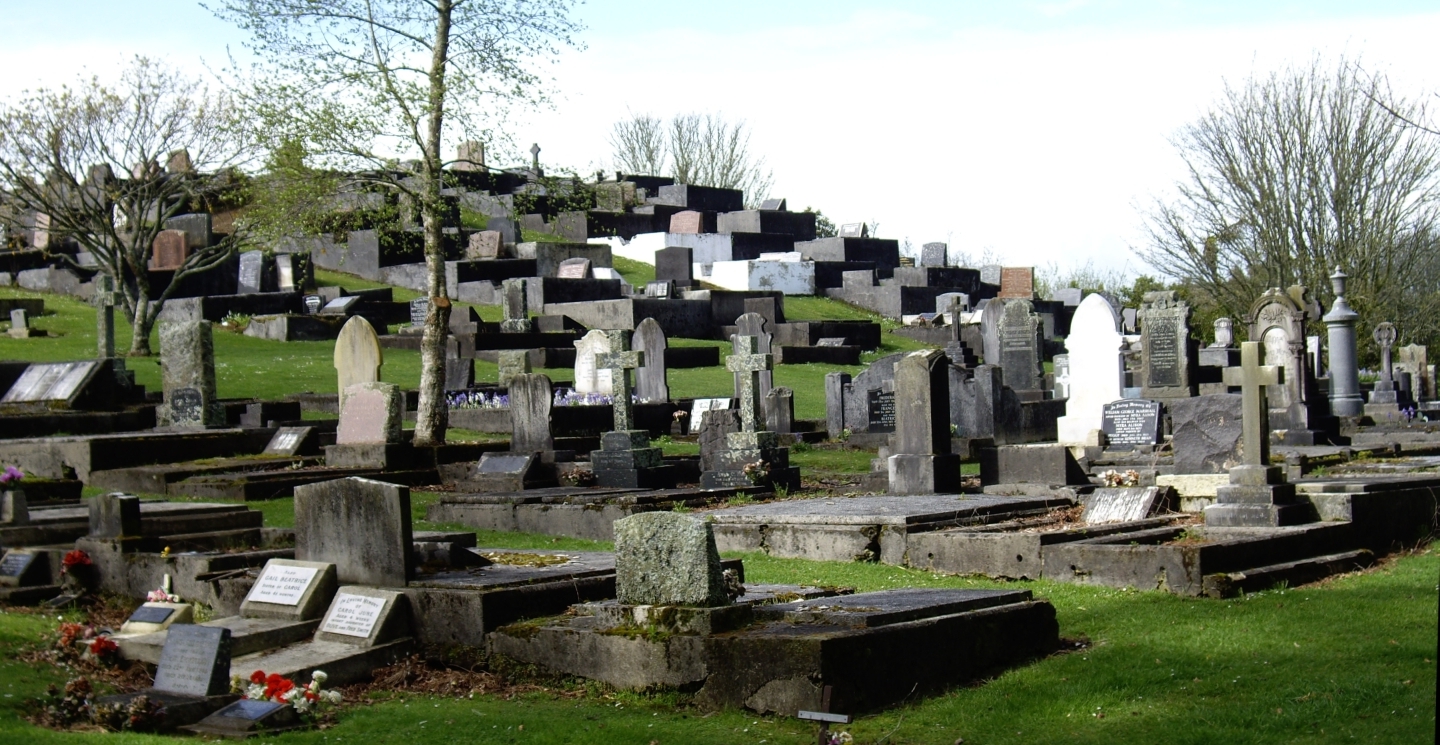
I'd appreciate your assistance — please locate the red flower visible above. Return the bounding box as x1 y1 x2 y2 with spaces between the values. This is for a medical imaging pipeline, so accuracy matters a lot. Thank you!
88 636 118 657
304 691 318 702
61 550 92 573
250 670 267 685
263 673 295 699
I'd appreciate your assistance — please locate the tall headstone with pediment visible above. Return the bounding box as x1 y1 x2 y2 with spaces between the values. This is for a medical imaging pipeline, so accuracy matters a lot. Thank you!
1245 286 1333 444
158 321 222 428
1057 294 1125 444
1138 290 1196 399
887 349 961 494
997 299 1043 391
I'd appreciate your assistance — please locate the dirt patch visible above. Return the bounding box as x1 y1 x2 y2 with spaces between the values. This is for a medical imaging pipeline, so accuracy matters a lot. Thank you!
340 654 582 701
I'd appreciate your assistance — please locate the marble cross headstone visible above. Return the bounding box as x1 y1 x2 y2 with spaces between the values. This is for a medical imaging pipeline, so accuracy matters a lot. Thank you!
596 337 642 432
1222 341 1283 467
727 335 773 433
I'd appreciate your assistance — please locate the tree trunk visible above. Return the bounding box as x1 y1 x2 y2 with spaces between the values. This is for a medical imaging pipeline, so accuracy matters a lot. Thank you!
128 293 153 356
412 0 455 446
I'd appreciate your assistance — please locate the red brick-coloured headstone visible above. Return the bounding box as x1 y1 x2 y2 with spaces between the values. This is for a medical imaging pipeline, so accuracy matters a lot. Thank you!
669 211 704 234
149 230 190 271
998 267 1035 299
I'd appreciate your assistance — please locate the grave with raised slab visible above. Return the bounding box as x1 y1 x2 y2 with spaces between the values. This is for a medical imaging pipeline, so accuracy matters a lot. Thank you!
493 510 1061 714
96 624 240 730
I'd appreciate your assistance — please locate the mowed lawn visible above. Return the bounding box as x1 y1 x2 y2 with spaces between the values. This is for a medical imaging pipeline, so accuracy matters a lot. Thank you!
0 276 1435 743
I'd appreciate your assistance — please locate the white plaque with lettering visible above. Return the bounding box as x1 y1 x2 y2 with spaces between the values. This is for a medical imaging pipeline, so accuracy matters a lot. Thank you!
321 593 385 638
245 564 319 607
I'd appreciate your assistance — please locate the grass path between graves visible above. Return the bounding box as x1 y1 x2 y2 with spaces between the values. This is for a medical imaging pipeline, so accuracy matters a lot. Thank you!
0 536 1434 744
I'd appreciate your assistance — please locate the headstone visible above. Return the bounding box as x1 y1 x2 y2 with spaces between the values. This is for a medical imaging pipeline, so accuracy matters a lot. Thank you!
1101 399 1162 449
165 213 212 249
887 349 960 494
152 625 232 698
466 230 502 259
302 294 324 314
817 337 846 347
1370 322 1399 404
1052 354 1071 400
7 308 29 339
1057 294 1125 444
1247 287 1318 434
0 361 100 405
1396 344 1430 401
920 242 947 267
445 351 474 391
120 603 192 635
92 274 120 359
334 316 383 414
497 349 530 387
509 374 554 453
556 257 591 279
573 328 615 395
732 312 773 401
1323 267 1364 416
455 140 485 170
315 587 406 647
997 299 1043 391
838 223 868 238
1139 291 1195 398
867 388 896 433
698 408 741 471
669 211 705 234
237 251 264 294
1206 341 1305 527
89 492 141 539
500 278 532 333
149 229 189 271
654 246 694 286
274 254 298 291
979 299 1004 366
998 267 1034 299
596 334 642 433
335 382 404 444
762 386 794 434
1169 394 1244 474
689 397 731 435
1049 287 1084 307
240 558 337 621
979 264 1003 286
294 477 414 586
613 512 728 607
0 549 43 587
408 297 430 327
760 198 787 211
159 321 221 428
631 317 669 403
643 280 674 299
1 490 27 525
1211 317 1234 348
264 426 315 456
1082 487 1169 524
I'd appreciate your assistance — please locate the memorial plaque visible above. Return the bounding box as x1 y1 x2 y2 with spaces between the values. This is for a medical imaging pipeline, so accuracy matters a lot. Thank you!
320 296 360 315
816 337 846 347
152 624 231 697
0 551 34 577
839 223 866 238
321 592 385 638
760 198 787 211
867 389 896 433
556 257 590 279
303 295 323 315
478 453 533 475
1 361 97 404
128 605 176 624
644 280 673 299
1102 399 1163 448
264 426 312 456
1146 317 1180 387
689 398 731 435
408 297 429 326
170 387 204 424
237 251 264 294
217 699 284 721
245 563 320 607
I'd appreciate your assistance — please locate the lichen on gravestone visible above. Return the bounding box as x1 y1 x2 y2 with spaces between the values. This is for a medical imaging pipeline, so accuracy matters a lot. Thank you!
613 512 729 607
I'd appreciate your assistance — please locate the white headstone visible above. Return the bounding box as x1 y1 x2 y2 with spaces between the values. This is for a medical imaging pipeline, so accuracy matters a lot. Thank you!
572 329 614 395
1057 294 1125 445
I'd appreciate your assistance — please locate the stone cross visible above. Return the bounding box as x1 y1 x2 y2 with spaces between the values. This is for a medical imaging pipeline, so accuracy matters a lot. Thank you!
1373 322 1397 384
727 335 773 433
530 143 541 172
1222 341 1284 467
596 345 643 432
91 274 121 359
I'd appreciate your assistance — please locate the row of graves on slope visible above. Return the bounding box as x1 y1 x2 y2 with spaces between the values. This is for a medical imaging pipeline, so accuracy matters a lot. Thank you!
10 474 1062 732
707 272 1440 597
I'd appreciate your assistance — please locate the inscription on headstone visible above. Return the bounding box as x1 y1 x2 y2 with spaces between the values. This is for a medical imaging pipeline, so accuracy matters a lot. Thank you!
246 564 320 607
303 295 323 315
152 624 231 697
0 551 35 577
1146 317 1180 386
170 387 203 424
321 593 385 638
1102 399 1163 448
128 605 176 624
408 297 429 326
867 388 896 433
237 251 264 294
689 398 731 435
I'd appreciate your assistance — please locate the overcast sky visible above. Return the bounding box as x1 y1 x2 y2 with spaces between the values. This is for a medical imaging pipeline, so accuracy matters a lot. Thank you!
2 1 1438 278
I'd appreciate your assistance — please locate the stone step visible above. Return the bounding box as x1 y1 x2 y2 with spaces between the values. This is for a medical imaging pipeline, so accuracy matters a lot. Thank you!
1201 548 1375 598
229 638 415 688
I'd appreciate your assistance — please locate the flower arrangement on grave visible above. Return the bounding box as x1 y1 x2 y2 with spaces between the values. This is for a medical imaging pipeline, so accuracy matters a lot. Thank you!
825 732 854 745
60 549 96 592
742 460 771 485
53 622 119 665
448 391 509 410
559 468 597 487
33 676 95 729
146 587 180 603
234 669 341 716
0 465 23 485
219 311 251 333
91 692 166 732
1100 469 1141 487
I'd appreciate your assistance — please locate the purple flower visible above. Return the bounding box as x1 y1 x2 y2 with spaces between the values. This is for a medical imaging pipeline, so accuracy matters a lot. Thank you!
0 466 22 485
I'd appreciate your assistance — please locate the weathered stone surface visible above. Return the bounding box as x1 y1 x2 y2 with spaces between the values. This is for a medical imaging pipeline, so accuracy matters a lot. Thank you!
294 477 414 586
1081 486 1171 524
997 299 1042 390
613 512 728 607
632 317 669 403
509 374 553 453
159 321 221 428
335 382 403 445
334 316 383 414
153 624 232 697
89 492 141 538
1169 394 1243 474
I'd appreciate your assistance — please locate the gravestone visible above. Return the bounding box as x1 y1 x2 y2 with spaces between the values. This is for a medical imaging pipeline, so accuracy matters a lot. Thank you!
839 223 868 238
321 296 363 316
303 294 323 315
89 492 141 539
1138 291 1195 398
867 388 896 433
334 316 383 415
159 321 221 428
1082 487 1170 524
445 351 474 391
1052 354 1070 400
295 477 415 585
613 512 728 607
979 265 1003 286
655 246 694 287
573 328 615 395
888 349 960 494
631 317 669 403
120 602 193 636
762 386 794 434
237 251 264 294
409 297 430 327
979 299 1003 366
1169 394 1243 474
920 242 947 267
644 280 674 299
1211 317 1234 348
509 374 554 454
557 257 591 279
239 558 338 621
274 253 300 291
473 452 538 492
702 335 800 490
500 278 533 332
1057 294 1125 444
1246 287 1323 440
732 312 773 401
997 299 1043 391
153 625 233 697
1049 287 1083 307
1322 268 1364 416
1206 341 1308 527
0 550 44 587
314 586 407 647
149 229 189 270
1396 344 1430 401
589 331 675 489
497 349 530 387
998 267 1034 299
466 231 502 260
93 274 121 360
1101 399 1162 449
1369 322 1399 405
0 360 101 406
669 211 705 234
264 426 316 456
335 382 403 445
7 308 31 339
698 408 741 471
689 397 731 435
760 198 787 211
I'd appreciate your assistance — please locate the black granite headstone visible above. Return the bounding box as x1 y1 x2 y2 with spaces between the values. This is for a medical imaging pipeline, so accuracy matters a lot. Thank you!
153 624 232 698
409 297 429 326
867 389 896 433
1102 399 1163 448
0 551 33 577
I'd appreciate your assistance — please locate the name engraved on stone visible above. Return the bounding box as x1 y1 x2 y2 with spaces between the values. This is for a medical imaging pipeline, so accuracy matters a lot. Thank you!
303 295 323 315
246 564 320 607
128 605 176 624
321 593 385 638
1102 400 1162 447
219 699 284 721
153 625 227 697
409 298 429 325
171 387 203 423
0 552 34 577
273 433 298 451
867 389 896 433
238 253 263 293
1147 317 1180 386
689 398 730 435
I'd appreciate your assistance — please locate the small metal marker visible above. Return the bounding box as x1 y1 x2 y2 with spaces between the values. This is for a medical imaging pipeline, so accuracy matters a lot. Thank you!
797 685 850 745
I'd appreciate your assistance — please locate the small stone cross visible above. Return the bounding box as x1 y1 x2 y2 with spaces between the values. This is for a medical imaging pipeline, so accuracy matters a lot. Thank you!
91 274 122 359
597 347 643 432
530 143 541 172
1222 341 1284 467
727 335 773 433
1373 322 1397 384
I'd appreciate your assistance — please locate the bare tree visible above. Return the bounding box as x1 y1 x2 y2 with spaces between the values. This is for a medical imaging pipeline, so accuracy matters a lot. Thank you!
1139 57 1440 359
0 58 250 355
211 0 584 445
609 112 774 207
